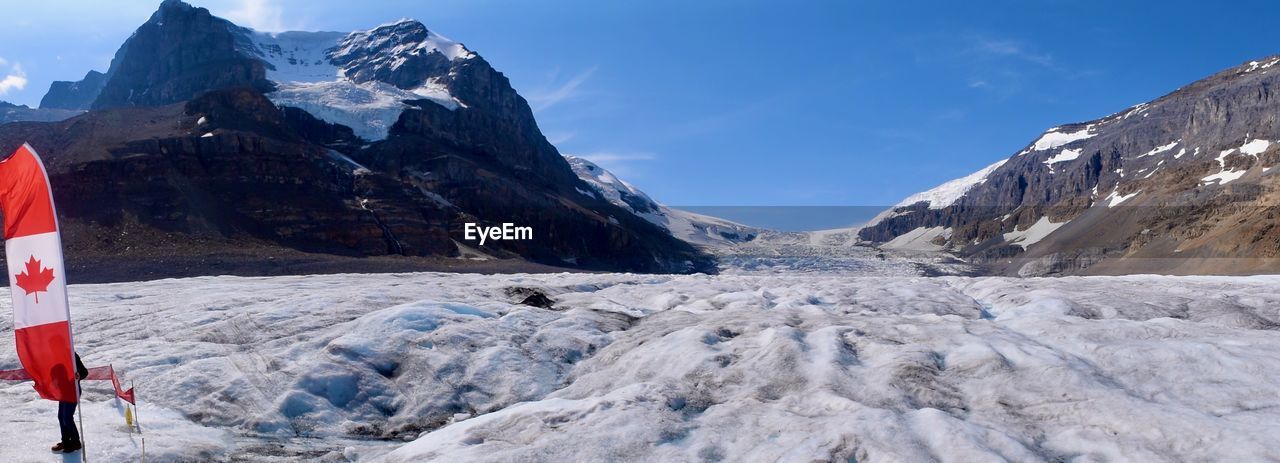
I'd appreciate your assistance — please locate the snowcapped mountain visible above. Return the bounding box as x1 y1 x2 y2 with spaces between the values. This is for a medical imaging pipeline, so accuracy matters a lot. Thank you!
3 0 714 275
54 2 478 141
863 56 1280 276
565 156 760 246
246 20 472 140
891 158 1008 211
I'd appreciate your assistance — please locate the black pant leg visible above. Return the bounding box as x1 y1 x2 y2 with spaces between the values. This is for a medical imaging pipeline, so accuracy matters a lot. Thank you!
58 401 79 445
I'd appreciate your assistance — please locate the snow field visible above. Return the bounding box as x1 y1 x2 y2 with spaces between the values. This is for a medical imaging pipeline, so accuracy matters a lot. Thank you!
0 272 1275 461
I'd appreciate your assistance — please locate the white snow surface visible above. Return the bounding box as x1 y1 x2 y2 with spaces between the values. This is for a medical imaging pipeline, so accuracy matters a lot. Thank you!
1043 148 1083 165
1239 138 1271 155
1197 140 1273 185
1028 127 1095 152
1136 140 1179 158
1201 169 1247 185
881 226 951 251
862 158 1009 236
333 19 475 63
247 27 463 141
893 159 1008 210
0 272 1277 461
1104 189 1140 207
1002 216 1067 249
1244 57 1280 73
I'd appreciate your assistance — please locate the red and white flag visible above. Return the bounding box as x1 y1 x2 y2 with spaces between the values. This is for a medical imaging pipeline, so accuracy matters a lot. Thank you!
0 143 77 402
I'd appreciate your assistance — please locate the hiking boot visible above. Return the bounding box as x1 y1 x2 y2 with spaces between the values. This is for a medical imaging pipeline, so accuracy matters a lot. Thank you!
51 441 82 453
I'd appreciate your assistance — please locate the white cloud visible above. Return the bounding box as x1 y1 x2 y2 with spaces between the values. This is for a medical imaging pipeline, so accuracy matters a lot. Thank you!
0 57 7 66
0 63 28 96
573 152 656 164
546 131 576 145
223 0 288 32
529 66 597 112
969 36 1054 67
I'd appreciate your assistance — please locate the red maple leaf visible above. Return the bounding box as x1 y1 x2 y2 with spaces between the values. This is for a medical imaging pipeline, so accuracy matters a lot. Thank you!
14 256 54 303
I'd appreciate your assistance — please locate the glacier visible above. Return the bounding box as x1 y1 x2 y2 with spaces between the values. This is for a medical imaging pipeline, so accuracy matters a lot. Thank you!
0 271 1275 461
246 22 468 141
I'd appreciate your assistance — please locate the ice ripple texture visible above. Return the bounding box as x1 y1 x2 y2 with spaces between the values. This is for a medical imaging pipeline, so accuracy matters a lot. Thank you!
0 273 1274 462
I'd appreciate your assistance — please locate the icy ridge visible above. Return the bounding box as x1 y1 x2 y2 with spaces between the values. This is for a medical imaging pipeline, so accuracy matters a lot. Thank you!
244 20 469 141
565 156 759 247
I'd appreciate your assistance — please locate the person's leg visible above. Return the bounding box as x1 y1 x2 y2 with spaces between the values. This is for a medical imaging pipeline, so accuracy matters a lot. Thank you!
58 401 80 446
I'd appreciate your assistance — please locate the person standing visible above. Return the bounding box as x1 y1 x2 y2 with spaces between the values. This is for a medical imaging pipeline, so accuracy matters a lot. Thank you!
52 353 89 453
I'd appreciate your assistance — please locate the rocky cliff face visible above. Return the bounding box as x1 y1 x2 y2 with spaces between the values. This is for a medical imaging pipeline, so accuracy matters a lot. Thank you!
6 0 712 274
862 57 1280 275
4 89 456 258
39 70 107 110
91 0 271 109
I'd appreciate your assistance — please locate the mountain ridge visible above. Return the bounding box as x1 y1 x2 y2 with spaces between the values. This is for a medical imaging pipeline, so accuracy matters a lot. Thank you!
862 55 1280 275
0 0 715 276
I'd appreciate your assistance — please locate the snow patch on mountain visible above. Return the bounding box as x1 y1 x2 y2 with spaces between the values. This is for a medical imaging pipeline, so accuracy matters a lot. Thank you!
565 156 758 247
334 19 475 63
1104 189 1140 207
267 79 450 141
1044 148 1083 165
881 226 951 251
1239 138 1271 155
1202 169 1247 185
1003 216 1066 249
895 159 1008 210
1024 126 1096 153
859 158 1008 234
1198 140 1270 186
1243 57 1280 73
1136 140 1180 158
246 23 466 141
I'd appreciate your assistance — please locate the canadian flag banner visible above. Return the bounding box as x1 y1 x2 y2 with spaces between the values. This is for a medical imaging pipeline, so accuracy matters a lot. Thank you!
0 365 134 404
0 143 77 402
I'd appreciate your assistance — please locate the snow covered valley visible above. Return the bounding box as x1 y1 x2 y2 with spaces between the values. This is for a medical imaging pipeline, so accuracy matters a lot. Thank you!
0 271 1277 462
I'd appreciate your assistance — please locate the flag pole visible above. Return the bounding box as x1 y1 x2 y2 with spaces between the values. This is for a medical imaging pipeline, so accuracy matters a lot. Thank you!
76 355 87 463
76 394 87 462
134 381 145 463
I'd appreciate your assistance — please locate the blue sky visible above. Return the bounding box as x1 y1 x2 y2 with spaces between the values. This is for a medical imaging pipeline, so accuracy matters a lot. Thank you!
2 0 1279 212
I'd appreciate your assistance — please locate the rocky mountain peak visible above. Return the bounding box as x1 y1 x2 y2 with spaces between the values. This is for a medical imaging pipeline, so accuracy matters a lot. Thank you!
7 0 715 274
90 0 268 109
328 18 475 91
39 71 107 110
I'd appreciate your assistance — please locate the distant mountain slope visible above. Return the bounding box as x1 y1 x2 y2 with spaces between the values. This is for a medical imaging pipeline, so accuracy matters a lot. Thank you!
862 57 1280 275
0 101 81 124
565 156 760 247
39 70 107 110
5 0 713 275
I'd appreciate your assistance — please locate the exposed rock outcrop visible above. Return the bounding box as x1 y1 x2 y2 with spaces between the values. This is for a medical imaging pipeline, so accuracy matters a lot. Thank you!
863 57 1280 275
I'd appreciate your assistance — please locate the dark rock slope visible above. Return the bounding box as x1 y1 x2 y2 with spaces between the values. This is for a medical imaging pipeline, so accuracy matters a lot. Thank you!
92 0 272 109
39 70 107 110
862 57 1280 275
